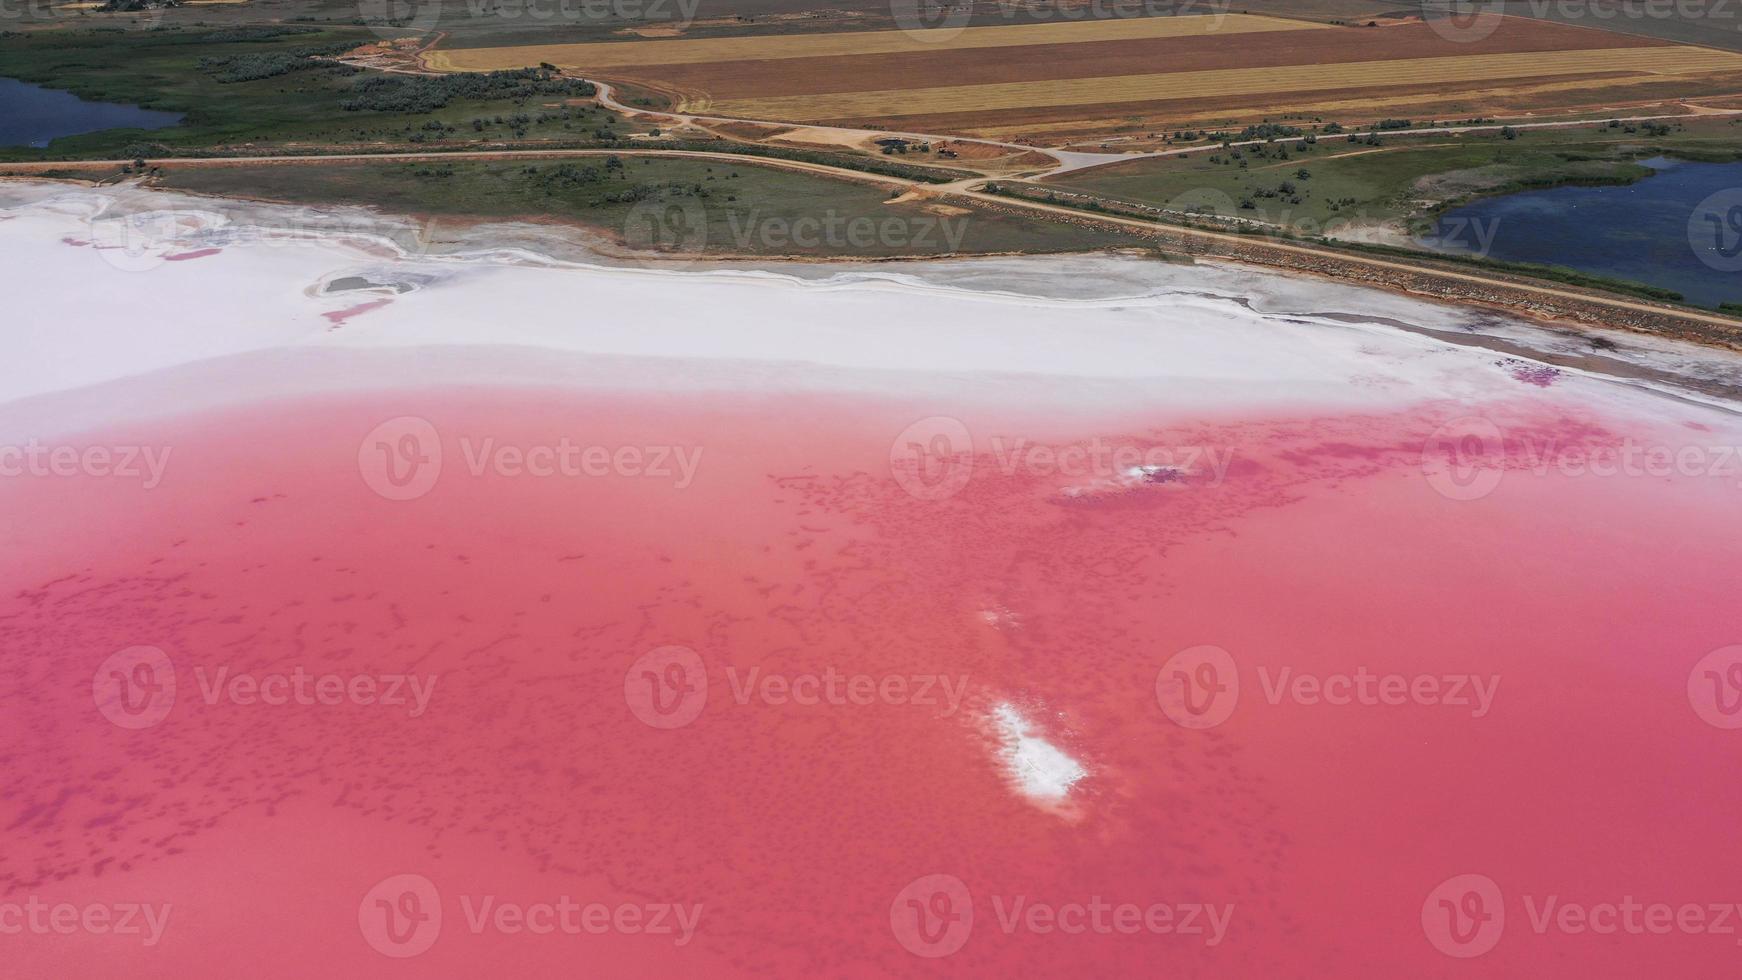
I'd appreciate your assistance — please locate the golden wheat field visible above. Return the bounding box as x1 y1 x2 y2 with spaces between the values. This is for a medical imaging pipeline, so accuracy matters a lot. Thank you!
424 14 1742 140
423 14 1330 72
707 47 1742 120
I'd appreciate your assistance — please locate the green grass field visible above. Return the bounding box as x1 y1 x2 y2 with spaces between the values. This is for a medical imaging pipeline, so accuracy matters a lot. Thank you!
1048 118 1742 236
0 26 626 160
150 156 1148 257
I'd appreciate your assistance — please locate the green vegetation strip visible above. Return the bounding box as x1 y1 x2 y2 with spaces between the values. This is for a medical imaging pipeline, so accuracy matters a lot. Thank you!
1049 119 1742 231
984 180 1693 306
0 26 609 160
151 157 1144 257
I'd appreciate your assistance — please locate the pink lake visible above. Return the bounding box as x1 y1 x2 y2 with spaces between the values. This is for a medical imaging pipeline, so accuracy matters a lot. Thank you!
2 380 1739 978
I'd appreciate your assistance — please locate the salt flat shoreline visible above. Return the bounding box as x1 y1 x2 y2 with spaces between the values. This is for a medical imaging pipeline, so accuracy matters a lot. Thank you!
6 179 1742 434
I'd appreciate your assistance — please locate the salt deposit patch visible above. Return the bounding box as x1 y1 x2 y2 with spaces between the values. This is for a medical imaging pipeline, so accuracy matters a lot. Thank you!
992 703 1086 803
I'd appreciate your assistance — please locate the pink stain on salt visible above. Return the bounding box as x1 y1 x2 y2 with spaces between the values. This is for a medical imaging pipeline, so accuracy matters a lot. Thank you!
1507 362 1561 387
321 297 392 327
164 247 223 262
0 387 1737 977
61 236 91 247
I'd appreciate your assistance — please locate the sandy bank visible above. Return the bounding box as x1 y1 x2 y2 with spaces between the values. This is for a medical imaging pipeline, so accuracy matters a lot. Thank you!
5 180 1742 439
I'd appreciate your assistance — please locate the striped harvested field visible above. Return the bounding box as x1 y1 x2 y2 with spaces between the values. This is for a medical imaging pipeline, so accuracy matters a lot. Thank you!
708 47 1742 120
423 14 1329 72
423 15 1742 141
625 18 1653 102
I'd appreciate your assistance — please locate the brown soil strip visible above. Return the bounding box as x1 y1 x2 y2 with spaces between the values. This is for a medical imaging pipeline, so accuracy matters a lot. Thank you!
807 71 1657 132
618 19 1660 101
425 14 1327 71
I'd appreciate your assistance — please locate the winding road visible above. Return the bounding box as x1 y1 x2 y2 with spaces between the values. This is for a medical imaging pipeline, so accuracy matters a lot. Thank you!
590 80 1742 180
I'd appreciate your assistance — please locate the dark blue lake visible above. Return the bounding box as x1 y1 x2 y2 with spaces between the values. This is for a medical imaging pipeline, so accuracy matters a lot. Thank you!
0 76 184 149
1429 157 1742 309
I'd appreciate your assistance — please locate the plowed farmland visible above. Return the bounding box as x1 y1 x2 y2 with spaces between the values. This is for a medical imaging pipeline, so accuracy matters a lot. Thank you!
424 15 1742 144
423 14 1332 71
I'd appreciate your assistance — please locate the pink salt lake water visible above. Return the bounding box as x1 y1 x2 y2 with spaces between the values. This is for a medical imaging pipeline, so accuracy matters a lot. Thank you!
2 377 1740 978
